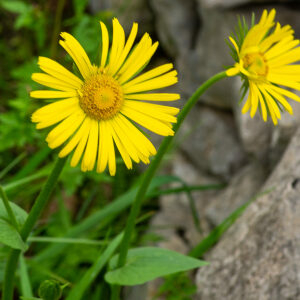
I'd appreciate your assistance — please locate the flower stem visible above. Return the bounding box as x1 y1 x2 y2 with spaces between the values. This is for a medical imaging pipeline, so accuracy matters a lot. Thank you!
2 156 67 300
111 71 227 300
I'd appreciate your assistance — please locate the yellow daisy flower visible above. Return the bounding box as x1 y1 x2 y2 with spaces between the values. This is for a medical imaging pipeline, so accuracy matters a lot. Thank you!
31 19 180 175
226 9 300 125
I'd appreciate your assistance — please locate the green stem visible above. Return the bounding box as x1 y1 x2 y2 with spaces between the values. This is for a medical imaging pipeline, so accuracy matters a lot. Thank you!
112 71 227 300
2 156 67 300
0 185 19 231
50 0 67 58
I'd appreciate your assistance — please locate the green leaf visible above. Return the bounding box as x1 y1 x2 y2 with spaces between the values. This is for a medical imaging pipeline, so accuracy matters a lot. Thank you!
0 219 26 250
0 200 27 227
1 0 29 14
0 200 28 250
105 247 208 285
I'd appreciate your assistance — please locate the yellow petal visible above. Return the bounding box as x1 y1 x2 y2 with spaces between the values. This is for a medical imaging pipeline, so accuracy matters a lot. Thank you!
32 73 75 91
107 18 125 75
107 120 132 169
30 90 78 99
59 117 90 157
112 22 138 76
100 21 109 68
121 105 174 136
38 56 83 89
123 70 178 94
60 32 94 79
119 42 159 84
122 63 174 89
125 93 180 101
81 119 99 171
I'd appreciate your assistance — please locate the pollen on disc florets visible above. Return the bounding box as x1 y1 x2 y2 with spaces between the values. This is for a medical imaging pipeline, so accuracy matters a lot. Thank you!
79 72 124 120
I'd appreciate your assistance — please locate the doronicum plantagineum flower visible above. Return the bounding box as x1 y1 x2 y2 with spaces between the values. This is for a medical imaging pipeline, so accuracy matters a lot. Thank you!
226 9 300 125
31 19 180 175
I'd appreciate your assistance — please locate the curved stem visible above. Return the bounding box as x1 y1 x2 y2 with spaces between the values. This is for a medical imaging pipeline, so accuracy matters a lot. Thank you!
2 156 67 300
111 71 227 300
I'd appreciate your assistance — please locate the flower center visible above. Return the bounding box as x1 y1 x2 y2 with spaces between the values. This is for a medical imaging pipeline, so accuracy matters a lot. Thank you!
243 52 268 77
79 74 124 120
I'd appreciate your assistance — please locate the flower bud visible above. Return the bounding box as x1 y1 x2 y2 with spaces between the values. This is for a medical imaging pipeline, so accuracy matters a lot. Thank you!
38 280 62 300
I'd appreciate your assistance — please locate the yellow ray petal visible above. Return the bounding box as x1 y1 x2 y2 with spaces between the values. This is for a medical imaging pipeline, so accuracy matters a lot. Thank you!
249 82 259 118
125 93 180 101
59 117 90 158
60 32 94 79
107 120 132 169
32 73 75 91
110 117 140 163
119 41 159 84
81 119 98 171
97 121 109 173
123 71 178 94
70 122 91 167
268 47 300 67
121 105 174 136
267 74 300 91
48 112 85 149
268 84 300 102
30 90 78 99
264 85 293 114
100 21 109 68
38 56 83 89
32 97 79 118
123 100 179 123
103 121 116 176
253 84 268 122
241 88 252 114
107 18 125 75
33 105 80 130
116 114 156 156
117 33 152 77
265 37 299 61
112 22 138 76
46 109 85 143
122 64 174 89
260 86 281 121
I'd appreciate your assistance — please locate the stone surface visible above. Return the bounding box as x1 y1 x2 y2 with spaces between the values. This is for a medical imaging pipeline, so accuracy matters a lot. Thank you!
196 127 300 300
233 96 273 160
205 162 267 226
199 0 291 9
150 0 198 58
179 105 247 181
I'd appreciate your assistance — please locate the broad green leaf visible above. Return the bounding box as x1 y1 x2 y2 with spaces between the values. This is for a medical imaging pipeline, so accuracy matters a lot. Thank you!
105 247 208 285
0 219 26 250
0 200 27 227
0 200 28 250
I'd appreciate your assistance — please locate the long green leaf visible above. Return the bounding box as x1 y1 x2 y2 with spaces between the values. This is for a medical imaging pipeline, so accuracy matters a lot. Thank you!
189 188 273 258
66 233 123 300
34 175 177 262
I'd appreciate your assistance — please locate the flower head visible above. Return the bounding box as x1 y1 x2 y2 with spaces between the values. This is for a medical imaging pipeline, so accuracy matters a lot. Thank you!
31 19 180 175
227 9 300 125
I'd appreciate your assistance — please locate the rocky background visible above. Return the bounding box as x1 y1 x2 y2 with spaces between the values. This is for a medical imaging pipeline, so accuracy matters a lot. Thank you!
91 1 300 299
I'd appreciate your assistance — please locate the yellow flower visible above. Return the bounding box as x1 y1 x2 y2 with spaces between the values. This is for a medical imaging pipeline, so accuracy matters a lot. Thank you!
227 9 300 125
31 19 180 175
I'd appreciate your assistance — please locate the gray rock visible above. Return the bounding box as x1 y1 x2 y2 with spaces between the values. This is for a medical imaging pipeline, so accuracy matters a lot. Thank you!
199 0 291 9
179 105 247 180
233 97 273 160
149 0 198 57
90 0 154 34
205 162 268 226
196 127 300 300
